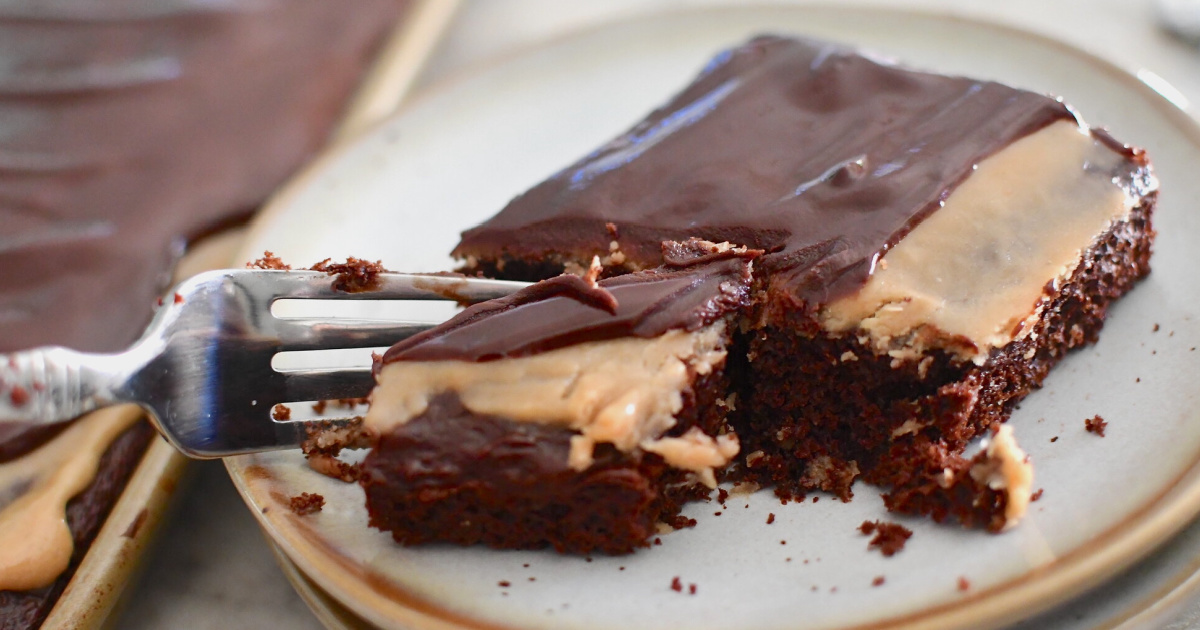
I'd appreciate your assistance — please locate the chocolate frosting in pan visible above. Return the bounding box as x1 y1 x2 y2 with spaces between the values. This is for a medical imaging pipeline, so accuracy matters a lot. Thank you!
0 0 409 354
453 35 1079 308
382 243 756 364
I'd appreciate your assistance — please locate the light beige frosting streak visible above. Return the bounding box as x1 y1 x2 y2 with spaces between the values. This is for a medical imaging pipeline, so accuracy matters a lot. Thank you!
366 323 736 486
969 425 1034 530
821 121 1134 364
0 404 141 590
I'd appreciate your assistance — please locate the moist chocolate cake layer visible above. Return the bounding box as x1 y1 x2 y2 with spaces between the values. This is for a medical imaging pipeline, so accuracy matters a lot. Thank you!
360 387 723 555
733 198 1155 516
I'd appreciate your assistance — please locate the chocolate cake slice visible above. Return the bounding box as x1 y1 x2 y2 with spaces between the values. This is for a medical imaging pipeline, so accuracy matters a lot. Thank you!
452 35 1157 531
359 242 756 554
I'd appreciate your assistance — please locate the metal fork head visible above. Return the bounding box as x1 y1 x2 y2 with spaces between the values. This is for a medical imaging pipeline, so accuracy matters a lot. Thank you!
123 269 526 458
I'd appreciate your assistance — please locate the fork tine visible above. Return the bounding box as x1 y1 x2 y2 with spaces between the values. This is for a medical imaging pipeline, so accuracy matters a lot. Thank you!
237 269 527 302
272 318 433 351
280 367 375 403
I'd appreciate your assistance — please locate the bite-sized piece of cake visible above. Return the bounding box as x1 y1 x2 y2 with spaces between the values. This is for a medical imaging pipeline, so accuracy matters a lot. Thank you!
452 35 1157 530
359 241 758 554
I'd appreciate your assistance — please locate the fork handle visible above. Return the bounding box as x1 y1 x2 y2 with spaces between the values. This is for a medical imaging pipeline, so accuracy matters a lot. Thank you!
0 346 123 426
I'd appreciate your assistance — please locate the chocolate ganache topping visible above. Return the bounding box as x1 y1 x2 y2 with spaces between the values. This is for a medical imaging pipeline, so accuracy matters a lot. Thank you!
454 35 1079 308
0 0 409 355
382 243 757 364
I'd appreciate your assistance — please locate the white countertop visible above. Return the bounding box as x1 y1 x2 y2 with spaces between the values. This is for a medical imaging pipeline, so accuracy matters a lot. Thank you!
116 1 1200 628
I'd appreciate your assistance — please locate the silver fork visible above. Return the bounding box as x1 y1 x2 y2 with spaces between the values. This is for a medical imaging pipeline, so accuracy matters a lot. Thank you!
0 269 526 458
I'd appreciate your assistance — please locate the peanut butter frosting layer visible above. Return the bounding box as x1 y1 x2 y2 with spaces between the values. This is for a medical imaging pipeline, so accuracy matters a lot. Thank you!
820 120 1149 364
368 324 737 487
0 405 141 591
453 35 1153 313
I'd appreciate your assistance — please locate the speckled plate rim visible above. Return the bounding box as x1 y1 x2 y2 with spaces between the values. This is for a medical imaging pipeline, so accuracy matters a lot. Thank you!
225 4 1200 630
270 519 1200 630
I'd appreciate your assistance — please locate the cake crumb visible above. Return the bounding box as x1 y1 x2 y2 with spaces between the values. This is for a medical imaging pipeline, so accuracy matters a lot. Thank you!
957 577 971 591
717 488 729 504
1050 436 1058 443
670 576 683 592
1031 488 1044 502
173 292 184 304
666 514 697 529
767 513 776 524
289 492 325 516
528 577 536 582
653 538 662 546
498 581 511 588
860 520 913 557
780 540 787 545
312 257 390 293
1153 323 1160 332
1085 415 1108 437
248 251 291 270
872 576 886 587
300 418 368 483
688 584 697 595
272 404 292 421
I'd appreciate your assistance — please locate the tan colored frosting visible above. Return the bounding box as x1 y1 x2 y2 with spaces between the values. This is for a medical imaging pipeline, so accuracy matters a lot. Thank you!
969 425 1034 529
0 405 141 590
821 121 1134 365
366 324 736 486
642 427 739 488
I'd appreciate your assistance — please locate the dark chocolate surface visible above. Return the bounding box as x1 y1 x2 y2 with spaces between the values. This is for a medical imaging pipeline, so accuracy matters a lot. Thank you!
0 0 409 354
454 35 1078 307
383 244 756 364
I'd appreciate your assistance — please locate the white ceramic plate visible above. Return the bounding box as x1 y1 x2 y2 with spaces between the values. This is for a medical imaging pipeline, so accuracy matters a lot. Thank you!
227 6 1200 630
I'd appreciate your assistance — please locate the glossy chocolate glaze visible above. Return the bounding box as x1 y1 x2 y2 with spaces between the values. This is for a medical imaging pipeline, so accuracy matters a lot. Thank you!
0 0 409 354
382 242 756 364
454 35 1077 308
